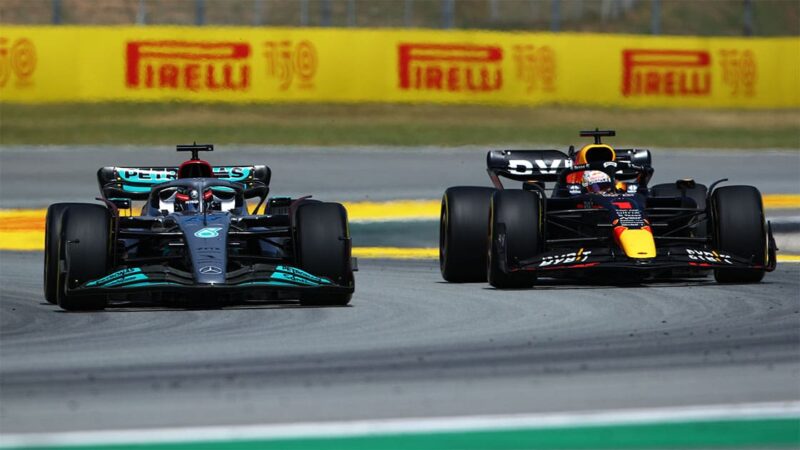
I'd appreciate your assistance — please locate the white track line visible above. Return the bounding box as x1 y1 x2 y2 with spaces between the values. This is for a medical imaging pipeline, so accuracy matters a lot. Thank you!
1 401 798 448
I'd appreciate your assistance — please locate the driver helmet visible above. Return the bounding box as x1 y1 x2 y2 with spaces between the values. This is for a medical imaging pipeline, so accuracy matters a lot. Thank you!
174 188 201 211
581 170 613 194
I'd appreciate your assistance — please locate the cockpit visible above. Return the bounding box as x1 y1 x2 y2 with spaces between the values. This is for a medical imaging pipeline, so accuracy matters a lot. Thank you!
147 179 246 216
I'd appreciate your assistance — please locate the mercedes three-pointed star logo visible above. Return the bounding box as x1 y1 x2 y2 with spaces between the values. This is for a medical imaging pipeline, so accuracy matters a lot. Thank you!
199 265 223 275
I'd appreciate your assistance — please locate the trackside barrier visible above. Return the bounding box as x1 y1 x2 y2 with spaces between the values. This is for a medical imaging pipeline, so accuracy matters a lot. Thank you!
1 26 798 108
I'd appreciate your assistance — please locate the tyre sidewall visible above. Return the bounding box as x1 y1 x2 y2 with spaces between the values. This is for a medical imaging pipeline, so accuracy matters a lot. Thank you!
58 204 111 310
44 203 82 304
440 186 496 282
294 201 353 305
711 185 766 283
488 189 542 288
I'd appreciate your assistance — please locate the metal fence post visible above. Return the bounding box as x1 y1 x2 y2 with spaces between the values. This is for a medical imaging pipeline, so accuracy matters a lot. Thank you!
321 0 332 26
195 0 205 26
404 0 413 27
651 0 660 35
489 0 499 21
51 0 61 24
743 0 754 36
442 0 454 29
253 0 264 26
601 0 611 21
136 0 147 25
300 0 308 26
347 0 356 27
551 0 560 32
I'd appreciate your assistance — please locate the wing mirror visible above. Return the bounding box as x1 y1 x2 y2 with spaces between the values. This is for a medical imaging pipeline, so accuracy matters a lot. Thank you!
108 198 132 209
245 185 269 199
676 178 696 190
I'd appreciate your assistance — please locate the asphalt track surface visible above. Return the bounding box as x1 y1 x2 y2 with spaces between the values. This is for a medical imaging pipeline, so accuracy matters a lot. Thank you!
1 146 798 208
2 252 799 434
1 146 799 434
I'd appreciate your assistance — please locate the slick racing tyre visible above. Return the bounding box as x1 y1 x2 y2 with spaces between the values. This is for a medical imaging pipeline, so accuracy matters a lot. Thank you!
440 186 496 282
58 204 111 311
711 185 766 283
488 189 542 289
294 201 353 306
651 182 708 238
44 203 83 304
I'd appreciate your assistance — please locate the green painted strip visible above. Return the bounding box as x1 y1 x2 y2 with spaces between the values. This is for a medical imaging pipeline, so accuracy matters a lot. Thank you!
8 418 799 450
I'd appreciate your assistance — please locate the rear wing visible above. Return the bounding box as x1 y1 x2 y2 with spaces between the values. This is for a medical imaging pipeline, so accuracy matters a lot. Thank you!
486 148 652 186
487 150 571 184
97 165 271 200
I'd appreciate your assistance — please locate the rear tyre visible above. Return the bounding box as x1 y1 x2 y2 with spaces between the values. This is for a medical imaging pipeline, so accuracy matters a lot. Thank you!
439 187 496 282
44 203 83 304
294 202 353 306
711 186 766 283
488 190 542 289
58 204 111 311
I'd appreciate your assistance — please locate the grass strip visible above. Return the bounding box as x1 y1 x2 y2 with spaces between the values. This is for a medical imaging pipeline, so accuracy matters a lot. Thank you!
1 103 798 148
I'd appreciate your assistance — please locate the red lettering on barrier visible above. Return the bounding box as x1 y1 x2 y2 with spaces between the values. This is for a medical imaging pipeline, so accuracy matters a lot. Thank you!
184 63 200 91
398 43 503 92
126 41 250 91
159 64 178 88
622 49 711 97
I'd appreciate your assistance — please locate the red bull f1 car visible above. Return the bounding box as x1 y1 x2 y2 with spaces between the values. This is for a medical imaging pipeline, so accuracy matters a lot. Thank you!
43 144 355 310
440 129 777 288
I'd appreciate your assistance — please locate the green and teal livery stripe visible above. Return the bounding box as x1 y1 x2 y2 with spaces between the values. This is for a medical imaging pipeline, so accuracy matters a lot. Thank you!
2 402 797 450
121 185 153 193
213 167 251 182
262 275 319 287
85 268 146 287
271 265 333 286
122 282 183 288
84 267 179 289
82 266 333 289
101 274 148 287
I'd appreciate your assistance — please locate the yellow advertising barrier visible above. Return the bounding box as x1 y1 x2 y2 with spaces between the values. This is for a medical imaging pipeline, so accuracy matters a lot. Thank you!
1 26 798 108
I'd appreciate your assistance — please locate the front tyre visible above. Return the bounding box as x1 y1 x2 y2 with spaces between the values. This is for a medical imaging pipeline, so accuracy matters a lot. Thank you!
58 204 111 311
440 186 496 282
711 185 766 283
44 203 83 304
294 202 354 306
488 190 542 289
